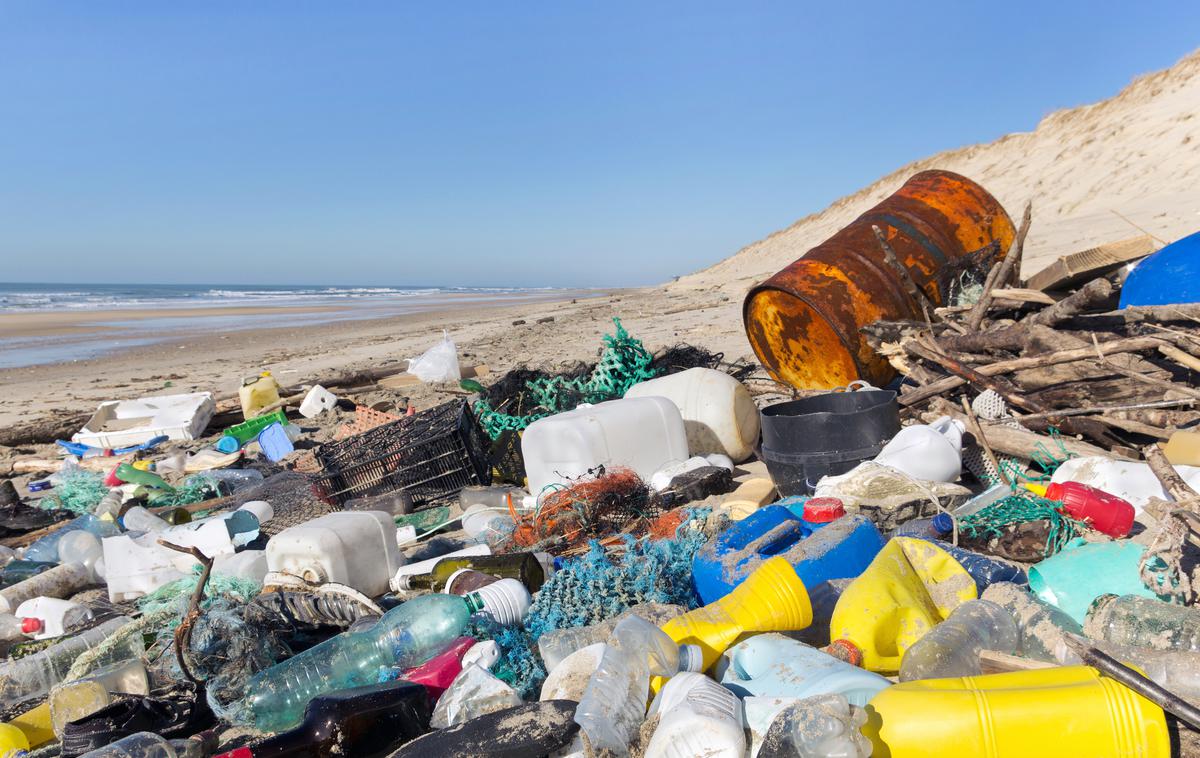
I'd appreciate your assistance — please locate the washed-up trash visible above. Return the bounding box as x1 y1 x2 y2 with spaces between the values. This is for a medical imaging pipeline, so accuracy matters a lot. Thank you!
624 367 761 462
863 666 1168 757
48 658 149 738
1049 456 1200 514
239 371 282 421
408 330 462 384
898 599 1018 681
255 421 294 462
872 416 965 483
72 392 216 448
430 663 522 729
643 671 745 758
1119 229 1200 307
716 634 889 706
266 511 402 597
1084 594 1200 652
388 699 580 758
298 384 338 418
828 537 976 673
1027 539 1157 624
759 389 900 497
692 507 883 605
522 397 688 498
757 693 871 758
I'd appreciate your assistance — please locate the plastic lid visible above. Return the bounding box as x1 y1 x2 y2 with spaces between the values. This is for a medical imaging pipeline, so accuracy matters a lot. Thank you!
803 497 846 523
825 639 863 667
20 617 42 634
678 644 704 673
931 512 954 534
238 500 274 524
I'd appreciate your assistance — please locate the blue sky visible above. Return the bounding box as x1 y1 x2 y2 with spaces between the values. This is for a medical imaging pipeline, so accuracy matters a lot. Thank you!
2 3 1198 288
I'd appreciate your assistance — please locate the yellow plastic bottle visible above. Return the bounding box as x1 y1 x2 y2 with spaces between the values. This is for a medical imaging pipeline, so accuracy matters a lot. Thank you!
0 720 33 756
653 556 812 693
7 702 52 750
863 666 1169 758
828 537 976 673
239 371 282 420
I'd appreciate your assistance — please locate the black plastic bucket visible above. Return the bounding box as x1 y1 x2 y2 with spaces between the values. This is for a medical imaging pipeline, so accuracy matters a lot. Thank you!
759 390 899 496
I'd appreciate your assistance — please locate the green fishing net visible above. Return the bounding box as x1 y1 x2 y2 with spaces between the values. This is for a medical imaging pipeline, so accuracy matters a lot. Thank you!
46 470 108 515
957 493 1089 556
474 318 658 439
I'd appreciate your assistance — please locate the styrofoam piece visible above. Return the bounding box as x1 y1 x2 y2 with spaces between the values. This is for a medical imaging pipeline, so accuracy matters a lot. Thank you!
71 392 216 448
266 511 402 597
299 385 338 418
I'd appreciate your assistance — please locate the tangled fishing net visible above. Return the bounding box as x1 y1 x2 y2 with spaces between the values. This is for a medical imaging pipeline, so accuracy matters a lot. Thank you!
956 493 1089 557
46 470 108 515
507 467 662 554
474 318 658 439
523 524 708 641
464 617 545 699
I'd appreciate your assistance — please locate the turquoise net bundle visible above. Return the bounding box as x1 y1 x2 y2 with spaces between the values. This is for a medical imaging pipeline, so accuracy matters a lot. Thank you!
474 318 658 439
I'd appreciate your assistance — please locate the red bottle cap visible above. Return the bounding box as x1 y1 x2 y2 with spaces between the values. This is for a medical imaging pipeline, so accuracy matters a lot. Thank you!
20 617 43 634
213 749 253 758
825 638 863 667
803 497 846 524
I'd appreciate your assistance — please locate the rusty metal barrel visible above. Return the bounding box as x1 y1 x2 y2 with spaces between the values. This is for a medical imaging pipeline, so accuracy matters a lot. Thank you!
744 170 1015 390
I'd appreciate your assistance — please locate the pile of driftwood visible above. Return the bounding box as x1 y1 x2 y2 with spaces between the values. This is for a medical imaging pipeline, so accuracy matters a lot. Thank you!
862 208 1200 467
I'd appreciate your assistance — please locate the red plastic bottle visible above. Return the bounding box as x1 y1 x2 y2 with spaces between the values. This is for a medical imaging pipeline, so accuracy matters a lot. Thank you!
1044 481 1134 538
398 636 475 699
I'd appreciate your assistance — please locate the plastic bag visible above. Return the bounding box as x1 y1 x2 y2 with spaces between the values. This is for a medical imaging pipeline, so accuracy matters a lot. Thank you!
407 331 461 384
430 664 521 729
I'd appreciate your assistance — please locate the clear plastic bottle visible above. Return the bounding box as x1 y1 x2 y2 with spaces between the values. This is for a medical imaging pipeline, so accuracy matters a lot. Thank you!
899 599 1018 682
573 616 683 756
78 730 211 758
0 562 93 615
0 616 139 708
24 515 119 563
981 581 1081 662
1054 638 1200 700
58 531 106 582
757 693 871 758
538 603 685 672
121 506 170 533
643 672 745 758
49 658 149 736
1084 594 1200 652
244 593 490 733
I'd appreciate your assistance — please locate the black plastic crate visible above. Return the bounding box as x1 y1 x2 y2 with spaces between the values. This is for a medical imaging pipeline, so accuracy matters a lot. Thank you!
310 398 492 508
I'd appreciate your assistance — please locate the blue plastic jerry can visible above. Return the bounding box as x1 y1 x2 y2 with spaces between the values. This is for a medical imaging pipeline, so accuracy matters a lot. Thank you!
692 505 885 605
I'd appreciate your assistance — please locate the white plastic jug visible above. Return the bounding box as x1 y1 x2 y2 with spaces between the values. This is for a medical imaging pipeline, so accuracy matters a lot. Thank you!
15 598 93 640
1051 456 1200 514
872 416 965 482
644 671 746 758
266 511 402 596
625 368 761 463
299 385 338 418
102 533 189 603
522 397 688 497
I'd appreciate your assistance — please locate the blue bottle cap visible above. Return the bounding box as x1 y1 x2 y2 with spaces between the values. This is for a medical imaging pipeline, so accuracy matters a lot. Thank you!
931 512 954 534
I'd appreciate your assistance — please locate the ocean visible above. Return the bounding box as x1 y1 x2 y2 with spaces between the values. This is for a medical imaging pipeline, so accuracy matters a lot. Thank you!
0 282 567 369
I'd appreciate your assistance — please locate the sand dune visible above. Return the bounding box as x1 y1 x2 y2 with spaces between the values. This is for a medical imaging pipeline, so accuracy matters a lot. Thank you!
678 50 1200 295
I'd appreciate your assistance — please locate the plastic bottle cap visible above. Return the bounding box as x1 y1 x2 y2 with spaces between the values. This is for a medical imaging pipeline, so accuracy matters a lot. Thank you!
1022 483 1049 498
825 639 863 667
678 644 704 673
803 497 846 523
20 617 42 634
931 512 954 534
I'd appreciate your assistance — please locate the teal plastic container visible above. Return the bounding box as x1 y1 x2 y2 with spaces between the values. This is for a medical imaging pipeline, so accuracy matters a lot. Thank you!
1028 539 1158 624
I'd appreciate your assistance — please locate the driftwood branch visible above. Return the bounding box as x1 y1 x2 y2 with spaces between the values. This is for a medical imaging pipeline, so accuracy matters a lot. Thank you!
872 224 937 318
156 540 215 685
966 202 1032 331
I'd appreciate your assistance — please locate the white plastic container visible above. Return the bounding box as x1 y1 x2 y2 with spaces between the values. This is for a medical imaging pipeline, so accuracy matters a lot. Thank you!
102 534 189 603
266 511 402 596
1051 456 1200 514
299 385 338 418
213 550 268 583
72 392 216 448
625 368 760 463
15 598 94 640
522 397 688 497
872 416 965 483
644 671 746 758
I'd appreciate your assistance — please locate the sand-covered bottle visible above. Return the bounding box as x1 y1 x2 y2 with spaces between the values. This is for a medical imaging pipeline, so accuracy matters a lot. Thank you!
982 581 1081 662
899 600 1018 681
1084 594 1200 652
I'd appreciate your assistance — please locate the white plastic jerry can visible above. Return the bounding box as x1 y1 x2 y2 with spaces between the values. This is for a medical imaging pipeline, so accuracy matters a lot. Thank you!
625 367 761 463
266 511 402 596
644 671 746 758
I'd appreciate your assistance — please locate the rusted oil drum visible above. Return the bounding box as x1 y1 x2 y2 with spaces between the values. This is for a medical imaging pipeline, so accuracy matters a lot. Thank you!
744 170 1015 389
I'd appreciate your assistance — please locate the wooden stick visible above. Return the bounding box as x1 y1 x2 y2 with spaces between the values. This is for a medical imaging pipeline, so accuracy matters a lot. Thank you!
1143 442 1200 502
899 335 1164 407
926 402 1124 460
872 225 938 317
157 540 215 685
1158 343 1200 373
961 397 1002 475
1091 335 1200 402
966 202 1032 331
1014 397 1197 421
1023 278 1113 326
906 337 1045 414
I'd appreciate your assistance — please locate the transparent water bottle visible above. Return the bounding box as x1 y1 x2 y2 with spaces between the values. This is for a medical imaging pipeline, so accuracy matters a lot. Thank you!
1085 594 1200 652
0 616 140 708
244 592 496 733
24 515 119 563
78 730 212 758
982 581 1081 662
757 693 871 758
538 603 685 672
573 616 683 756
899 599 1018 681
1053 638 1200 700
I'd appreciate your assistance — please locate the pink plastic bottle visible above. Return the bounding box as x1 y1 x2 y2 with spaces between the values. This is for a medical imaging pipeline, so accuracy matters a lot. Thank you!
398 636 476 699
